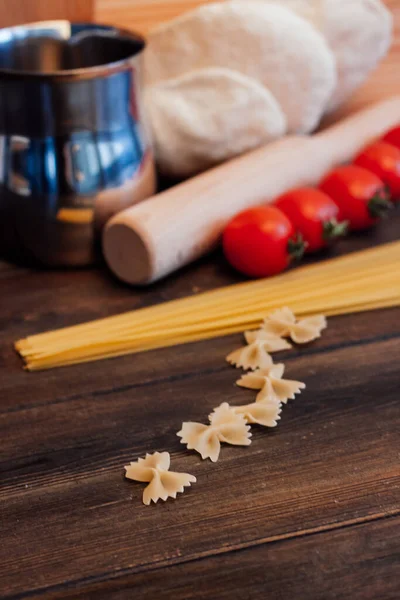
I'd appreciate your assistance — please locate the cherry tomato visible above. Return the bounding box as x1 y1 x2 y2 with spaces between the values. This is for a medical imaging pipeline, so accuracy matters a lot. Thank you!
275 188 348 253
382 125 400 150
223 206 305 278
319 165 392 231
354 141 400 201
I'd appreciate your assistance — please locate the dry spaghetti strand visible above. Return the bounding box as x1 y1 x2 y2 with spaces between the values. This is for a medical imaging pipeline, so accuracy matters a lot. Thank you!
15 241 400 371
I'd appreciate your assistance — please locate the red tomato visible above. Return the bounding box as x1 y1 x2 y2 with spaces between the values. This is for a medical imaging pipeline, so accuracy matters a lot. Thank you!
354 141 400 201
275 188 348 253
223 206 305 278
382 126 400 150
319 165 392 231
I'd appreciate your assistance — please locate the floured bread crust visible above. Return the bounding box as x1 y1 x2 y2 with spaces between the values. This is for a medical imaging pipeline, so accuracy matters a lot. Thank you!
145 67 287 177
254 0 393 111
144 0 336 133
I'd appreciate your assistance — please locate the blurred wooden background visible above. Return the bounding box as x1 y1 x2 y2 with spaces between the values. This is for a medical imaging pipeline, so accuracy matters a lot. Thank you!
96 0 399 119
97 0 398 42
98 0 225 32
0 0 397 118
0 0 94 24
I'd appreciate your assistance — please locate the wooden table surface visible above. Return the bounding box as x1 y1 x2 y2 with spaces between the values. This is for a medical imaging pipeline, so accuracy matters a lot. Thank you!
1 1 400 599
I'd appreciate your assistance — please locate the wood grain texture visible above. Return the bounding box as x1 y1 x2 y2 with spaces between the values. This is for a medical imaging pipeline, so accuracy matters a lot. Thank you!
1 219 400 599
97 0 221 32
0 0 94 26
23 516 400 600
0 1 399 599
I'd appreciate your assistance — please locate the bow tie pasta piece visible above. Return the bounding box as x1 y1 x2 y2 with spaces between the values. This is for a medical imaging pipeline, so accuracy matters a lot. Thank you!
145 67 287 178
264 376 306 405
244 329 292 348
177 423 215 461
208 403 253 448
234 400 282 427
227 338 290 371
252 0 392 112
236 361 285 390
178 403 251 462
144 0 336 133
290 315 328 345
237 365 305 404
125 452 196 505
262 308 327 344
262 307 297 337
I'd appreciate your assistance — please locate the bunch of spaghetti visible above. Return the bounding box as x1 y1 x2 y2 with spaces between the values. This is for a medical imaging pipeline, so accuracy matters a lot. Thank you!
16 241 400 371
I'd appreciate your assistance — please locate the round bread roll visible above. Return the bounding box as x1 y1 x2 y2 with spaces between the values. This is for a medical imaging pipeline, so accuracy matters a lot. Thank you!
145 67 287 178
252 0 393 112
144 0 336 134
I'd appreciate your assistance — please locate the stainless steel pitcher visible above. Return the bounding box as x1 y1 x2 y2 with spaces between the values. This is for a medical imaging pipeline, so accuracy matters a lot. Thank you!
0 21 155 266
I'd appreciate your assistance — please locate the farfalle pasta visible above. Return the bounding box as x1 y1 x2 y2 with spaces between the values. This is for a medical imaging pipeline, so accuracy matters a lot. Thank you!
226 336 291 370
233 400 282 428
122 305 328 505
178 403 251 462
244 329 292 346
125 452 196 505
237 363 305 404
261 307 327 344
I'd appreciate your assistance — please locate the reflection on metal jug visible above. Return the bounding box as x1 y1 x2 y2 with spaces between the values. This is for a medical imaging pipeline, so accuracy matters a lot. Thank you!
0 21 155 266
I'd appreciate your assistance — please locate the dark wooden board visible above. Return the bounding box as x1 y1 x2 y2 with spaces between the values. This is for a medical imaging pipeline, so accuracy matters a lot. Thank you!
1 214 400 599
26 516 400 600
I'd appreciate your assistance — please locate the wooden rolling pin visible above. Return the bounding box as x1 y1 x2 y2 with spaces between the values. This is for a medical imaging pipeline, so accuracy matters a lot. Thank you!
103 96 400 285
